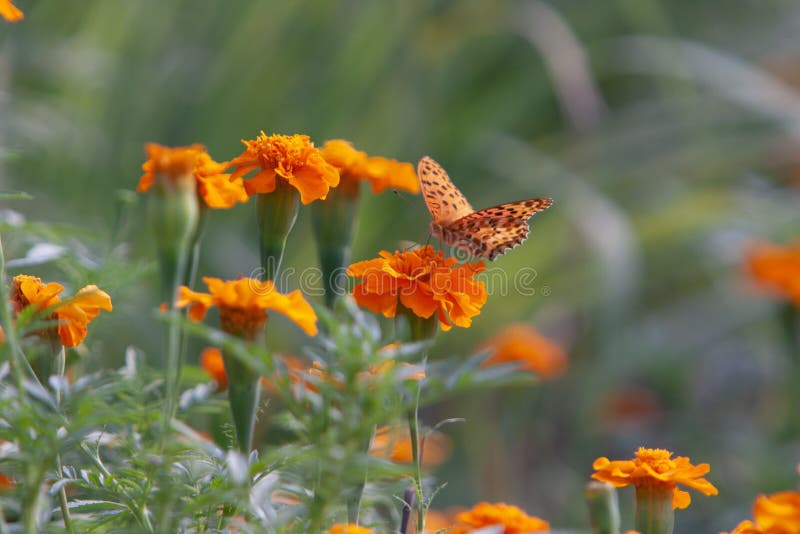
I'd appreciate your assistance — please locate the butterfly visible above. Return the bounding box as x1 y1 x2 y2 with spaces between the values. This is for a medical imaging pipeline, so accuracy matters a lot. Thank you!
418 156 553 260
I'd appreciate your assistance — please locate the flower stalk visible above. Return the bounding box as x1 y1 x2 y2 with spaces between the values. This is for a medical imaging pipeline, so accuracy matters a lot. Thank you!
256 179 300 281
635 484 675 534
585 481 621 534
398 304 437 534
311 175 360 306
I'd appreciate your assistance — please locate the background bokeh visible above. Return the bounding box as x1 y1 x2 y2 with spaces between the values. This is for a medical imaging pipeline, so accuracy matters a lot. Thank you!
2 1 799 531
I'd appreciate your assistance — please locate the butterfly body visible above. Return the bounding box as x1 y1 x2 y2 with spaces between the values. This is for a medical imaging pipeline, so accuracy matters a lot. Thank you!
418 157 552 260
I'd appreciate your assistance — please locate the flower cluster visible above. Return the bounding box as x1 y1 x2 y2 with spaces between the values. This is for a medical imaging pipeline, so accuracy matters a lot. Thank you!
481 323 567 378
10 274 112 347
592 447 718 510
177 277 318 339
347 246 487 331
138 143 248 209
723 491 800 534
321 139 419 194
745 240 800 306
228 132 340 204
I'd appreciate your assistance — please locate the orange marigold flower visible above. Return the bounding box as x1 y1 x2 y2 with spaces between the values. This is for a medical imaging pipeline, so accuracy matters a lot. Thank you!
200 347 228 390
745 240 800 306
724 520 761 534
453 502 550 533
0 473 14 492
369 425 451 467
228 133 340 204
177 277 318 340
347 246 487 331
0 0 23 22
328 524 374 534
721 491 800 533
480 323 567 379
138 143 248 209
11 275 112 347
260 355 309 394
321 139 419 194
592 447 718 510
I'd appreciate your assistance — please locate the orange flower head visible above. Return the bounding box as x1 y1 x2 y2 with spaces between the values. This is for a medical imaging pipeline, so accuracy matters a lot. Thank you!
481 323 567 379
722 491 800 534
753 491 800 533
0 473 14 492
453 502 550 533
321 140 419 194
138 143 248 209
745 240 800 306
11 275 112 347
724 520 762 534
592 447 718 510
369 425 451 467
228 133 340 204
176 277 318 340
347 246 487 331
328 524 374 534
200 347 228 390
0 0 23 22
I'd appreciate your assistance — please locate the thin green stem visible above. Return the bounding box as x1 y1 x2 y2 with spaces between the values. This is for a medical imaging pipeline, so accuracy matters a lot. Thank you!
408 391 425 533
0 233 27 395
54 347 75 534
80 443 154 532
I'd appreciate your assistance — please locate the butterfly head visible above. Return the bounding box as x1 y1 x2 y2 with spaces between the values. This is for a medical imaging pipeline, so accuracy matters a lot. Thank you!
429 221 446 241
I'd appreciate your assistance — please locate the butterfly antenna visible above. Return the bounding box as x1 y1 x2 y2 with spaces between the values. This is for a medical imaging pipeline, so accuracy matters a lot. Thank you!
392 189 415 204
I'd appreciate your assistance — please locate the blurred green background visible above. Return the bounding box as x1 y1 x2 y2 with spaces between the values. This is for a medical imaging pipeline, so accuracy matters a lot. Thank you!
2 0 800 531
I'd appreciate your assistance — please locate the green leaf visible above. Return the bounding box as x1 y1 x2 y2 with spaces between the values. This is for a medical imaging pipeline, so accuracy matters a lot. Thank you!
0 191 32 200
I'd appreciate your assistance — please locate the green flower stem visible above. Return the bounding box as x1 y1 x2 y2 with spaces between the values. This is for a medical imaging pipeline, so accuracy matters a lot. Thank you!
635 485 675 534
223 350 260 454
584 481 620 534
54 346 75 534
256 180 300 282
397 304 438 534
311 175 360 307
780 304 800 437
0 233 27 395
148 176 200 443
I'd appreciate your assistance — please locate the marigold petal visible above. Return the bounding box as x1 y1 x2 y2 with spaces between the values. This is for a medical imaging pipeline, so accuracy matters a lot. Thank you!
352 283 398 318
673 488 691 510
176 286 214 321
262 289 319 336
0 0 24 22
244 169 277 195
196 175 249 208
200 347 228 390
399 284 438 319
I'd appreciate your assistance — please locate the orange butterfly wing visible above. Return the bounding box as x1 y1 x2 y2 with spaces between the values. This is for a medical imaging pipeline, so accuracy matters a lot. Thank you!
418 156 473 224
445 199 553 260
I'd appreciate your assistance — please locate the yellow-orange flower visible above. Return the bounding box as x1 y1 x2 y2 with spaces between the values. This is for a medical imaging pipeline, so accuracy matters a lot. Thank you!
722 491 800 534
745 240 800 306
451 502 550 533
200 347 228 390
0 0 23 22
177 277 318 339
328 524 373 534
11 275 113 347
480 324 567 379
321 139 419 194
369 425 451 467
228 133 340 204
138 143 248 209
347 246 487 331
592 447 718 510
